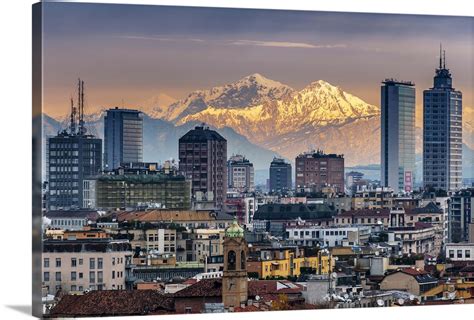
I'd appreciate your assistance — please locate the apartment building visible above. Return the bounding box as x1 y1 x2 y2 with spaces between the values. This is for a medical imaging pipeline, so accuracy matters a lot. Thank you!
42 239 132 294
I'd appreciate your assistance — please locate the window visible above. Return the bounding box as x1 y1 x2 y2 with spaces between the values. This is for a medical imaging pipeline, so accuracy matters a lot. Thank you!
449 250 454 258
112 271 115 279
185 307 192 313
71 285 77 291
457 250 463 258
55 272 61 281
97 271 103 283
44 258 49 268
71 272 77 281
227 250 236 270
98 258 103 269
466 250 471 259
89 271 95 283
71 258 77 267
43 272 50 282
79 286 83 291
79 272 83 279
90 258 95 269
79 258 83 265
56 258 61 267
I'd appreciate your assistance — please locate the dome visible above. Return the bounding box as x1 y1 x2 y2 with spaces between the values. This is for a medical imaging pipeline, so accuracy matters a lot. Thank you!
225 219 244 238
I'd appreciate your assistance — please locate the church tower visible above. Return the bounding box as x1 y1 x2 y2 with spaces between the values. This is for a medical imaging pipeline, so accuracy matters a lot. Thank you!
222 219 248 309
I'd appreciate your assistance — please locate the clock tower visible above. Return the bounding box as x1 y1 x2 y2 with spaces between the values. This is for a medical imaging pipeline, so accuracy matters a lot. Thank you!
222 219 248 309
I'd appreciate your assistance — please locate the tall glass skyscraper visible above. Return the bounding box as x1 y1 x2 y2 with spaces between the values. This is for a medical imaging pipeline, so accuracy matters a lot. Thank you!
423 49 463 191
381 79 416 193
104 108 143 171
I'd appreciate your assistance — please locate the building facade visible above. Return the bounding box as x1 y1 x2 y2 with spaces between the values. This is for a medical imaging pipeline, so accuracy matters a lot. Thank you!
104 108 143 171
295 150 344 193
269 158 292 193
179 126 227 209
227 154 255 192
423 49 463 191
381 79 416 193
90 174 191 210
448 189 473 243
47 133 102 210
42 239 132 294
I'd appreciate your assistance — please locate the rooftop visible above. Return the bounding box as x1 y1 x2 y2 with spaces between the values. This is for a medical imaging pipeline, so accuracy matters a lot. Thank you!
49 290 174 317
109 210 234 223
179 125 226 143
253 203 335 221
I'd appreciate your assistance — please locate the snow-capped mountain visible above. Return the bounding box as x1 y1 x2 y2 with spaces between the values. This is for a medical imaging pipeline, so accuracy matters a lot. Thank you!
154 73 295 121
143 93 177 119
176 79 380 165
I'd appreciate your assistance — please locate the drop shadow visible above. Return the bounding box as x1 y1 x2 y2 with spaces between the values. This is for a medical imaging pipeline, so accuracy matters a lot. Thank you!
6 305 32 316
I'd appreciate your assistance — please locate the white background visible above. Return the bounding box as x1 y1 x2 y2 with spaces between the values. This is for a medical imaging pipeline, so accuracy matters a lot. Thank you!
0 0 472 319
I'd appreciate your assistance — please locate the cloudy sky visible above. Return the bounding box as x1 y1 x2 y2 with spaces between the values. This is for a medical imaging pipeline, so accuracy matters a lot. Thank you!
42 2 473 120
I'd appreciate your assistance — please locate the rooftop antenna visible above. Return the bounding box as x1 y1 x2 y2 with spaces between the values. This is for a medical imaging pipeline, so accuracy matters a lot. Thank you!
69 96 76 135
443 49 446 69
78 78 86 135
439 43 443 69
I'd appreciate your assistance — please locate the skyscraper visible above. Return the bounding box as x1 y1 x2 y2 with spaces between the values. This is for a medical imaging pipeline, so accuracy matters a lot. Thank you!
47 79 102 210
381 79 416 193
227 154 255 192
178 125 227 209
269 157 292 193
104 108 143 171
423 47 463 191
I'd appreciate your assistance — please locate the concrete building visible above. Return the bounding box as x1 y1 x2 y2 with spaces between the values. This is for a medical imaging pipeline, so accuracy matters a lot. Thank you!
42 239 132 294
448 188 473 243
47 133 102 210
445 243 474 262
295 150 345 193
269 157 292 193
88 173 191 210
380 268 438 296
381 79 416 193
388 208 437 255
423 48 463 191
227 154 254 192
104 108 143 171
44 210 101 231
352 187 394 210
179 125 227 209
286 225 371 247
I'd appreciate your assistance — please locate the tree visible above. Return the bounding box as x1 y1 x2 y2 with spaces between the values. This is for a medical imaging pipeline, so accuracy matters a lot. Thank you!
271 294 289 310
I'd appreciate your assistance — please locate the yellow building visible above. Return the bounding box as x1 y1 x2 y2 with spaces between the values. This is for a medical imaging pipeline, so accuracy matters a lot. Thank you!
422 279 474 301
247 248 332 279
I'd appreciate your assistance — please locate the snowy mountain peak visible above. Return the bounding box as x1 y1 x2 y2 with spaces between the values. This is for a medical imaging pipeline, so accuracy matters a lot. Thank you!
157 73 295 121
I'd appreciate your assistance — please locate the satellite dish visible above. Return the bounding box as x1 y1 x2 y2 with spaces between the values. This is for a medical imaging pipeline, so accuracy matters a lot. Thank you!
397 298 405 305
255 295 260 301
377 299 384 307
331 272 338 280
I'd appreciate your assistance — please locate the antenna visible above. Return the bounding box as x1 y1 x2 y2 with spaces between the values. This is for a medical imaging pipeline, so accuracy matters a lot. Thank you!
443 50 446 69
70 96 76 135
439 43 442 69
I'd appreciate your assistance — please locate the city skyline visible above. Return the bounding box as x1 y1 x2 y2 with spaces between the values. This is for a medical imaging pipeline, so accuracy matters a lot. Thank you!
42 3 473 120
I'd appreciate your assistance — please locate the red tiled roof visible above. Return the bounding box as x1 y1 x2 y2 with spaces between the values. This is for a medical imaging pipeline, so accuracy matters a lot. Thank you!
399 267 428 276
49 290 174 317
172 279 303 299
173 279 222 298
248 280 303 296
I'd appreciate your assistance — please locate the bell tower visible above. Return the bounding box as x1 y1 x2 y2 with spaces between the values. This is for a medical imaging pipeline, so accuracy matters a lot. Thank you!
222 219 248 309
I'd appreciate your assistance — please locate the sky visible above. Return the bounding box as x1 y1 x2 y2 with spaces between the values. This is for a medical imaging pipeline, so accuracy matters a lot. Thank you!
42 2 474 121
